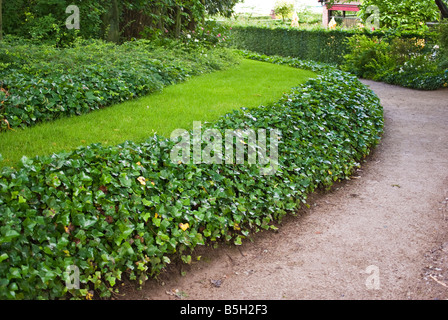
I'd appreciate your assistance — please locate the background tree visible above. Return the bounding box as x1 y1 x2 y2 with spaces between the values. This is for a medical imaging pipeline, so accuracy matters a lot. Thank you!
0 0 3 41
0 0 241 44
274 0 294 22
106 0 120 42
435 0 448 18
357 0 440 30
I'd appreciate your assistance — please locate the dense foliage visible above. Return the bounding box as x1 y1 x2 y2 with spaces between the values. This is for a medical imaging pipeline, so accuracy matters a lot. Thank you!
1 0 240 44
342 29 448 90
438 22 448 68
230 26 447 89
0 52 383 299
358 0 440 31
0 37 239 132
229 26 438 65
273 0 295 22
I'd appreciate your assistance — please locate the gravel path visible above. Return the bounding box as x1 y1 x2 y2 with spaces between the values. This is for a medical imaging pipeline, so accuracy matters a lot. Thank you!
121 80 448 300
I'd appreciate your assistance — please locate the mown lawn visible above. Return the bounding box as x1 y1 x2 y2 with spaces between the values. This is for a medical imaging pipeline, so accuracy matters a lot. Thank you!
0 59 316 166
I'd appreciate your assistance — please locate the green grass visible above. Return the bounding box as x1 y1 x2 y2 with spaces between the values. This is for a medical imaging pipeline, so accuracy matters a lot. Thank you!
0 59 316 167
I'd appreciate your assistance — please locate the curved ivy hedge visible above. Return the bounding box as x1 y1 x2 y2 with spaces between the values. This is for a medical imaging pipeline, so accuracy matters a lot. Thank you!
0 39 240 132
0 52 383 300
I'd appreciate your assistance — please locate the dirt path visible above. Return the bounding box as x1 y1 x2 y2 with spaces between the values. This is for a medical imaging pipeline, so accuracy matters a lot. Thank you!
120 80 448 300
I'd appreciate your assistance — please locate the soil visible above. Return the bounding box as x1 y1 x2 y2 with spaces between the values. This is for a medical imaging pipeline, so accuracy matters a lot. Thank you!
118 80 448 300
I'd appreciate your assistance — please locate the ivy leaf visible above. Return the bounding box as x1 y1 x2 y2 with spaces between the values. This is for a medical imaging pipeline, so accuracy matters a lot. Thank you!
0 253 9 263
0 230 20 244
119 173 132 188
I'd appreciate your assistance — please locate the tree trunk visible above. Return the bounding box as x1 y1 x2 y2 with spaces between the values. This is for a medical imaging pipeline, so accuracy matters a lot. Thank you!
0 0 3 41
174 5 182 38
106 0 120 43
156 5 164 32
184 7 197 31
435 0 448 19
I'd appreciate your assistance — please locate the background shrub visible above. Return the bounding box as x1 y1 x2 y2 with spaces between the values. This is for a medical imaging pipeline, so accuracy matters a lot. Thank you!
230 26 354 65
341 31 448 90
229 24 446 90
229 26 438 66
438 22 448 69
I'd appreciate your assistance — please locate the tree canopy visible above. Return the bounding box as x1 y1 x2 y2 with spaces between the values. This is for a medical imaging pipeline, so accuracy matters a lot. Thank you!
0 0 241 43
358 0 440 30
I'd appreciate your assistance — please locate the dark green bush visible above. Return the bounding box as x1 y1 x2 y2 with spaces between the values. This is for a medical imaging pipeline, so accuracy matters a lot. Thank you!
0 52 383 300
229 25 437 65
230 26 353 65
341 32 448 90
229 25 447 89
342 35 395 80
438 22 448 69
0 38 240 132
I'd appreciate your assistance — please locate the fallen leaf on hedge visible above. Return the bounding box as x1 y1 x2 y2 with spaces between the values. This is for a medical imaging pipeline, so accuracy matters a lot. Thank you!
64 224 75 234
137 176 146 185
179 223 189 231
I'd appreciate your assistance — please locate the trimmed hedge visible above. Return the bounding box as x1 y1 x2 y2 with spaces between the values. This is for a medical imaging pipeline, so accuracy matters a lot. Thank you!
230 26 438 65
0 38 240 132
0 53 383 300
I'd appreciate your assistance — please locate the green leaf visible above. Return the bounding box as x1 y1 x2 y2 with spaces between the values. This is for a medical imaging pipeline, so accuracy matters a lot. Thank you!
22 218 37 234
8 268 21 280
119 173 132 188
152 217 161 227
181 255 192 265
80 172 93 183
234 236 242 246
142 212 151 223
0 253 9 263
142 198 153 207
162 256 171 264
1 230 20 244
20 156 33 167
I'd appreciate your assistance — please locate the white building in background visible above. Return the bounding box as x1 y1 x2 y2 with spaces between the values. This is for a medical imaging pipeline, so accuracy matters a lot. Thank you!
234 0 323 16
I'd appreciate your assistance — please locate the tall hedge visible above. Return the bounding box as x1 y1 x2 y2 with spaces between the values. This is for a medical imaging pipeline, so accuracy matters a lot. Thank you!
230 26 438 65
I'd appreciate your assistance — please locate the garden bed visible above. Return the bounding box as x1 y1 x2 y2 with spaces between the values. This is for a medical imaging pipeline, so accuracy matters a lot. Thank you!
0 59 315 167
0 52 383 300
0 38 240 132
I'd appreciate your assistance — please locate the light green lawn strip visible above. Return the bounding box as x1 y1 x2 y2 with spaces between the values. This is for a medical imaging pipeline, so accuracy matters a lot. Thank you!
0 59 316 166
